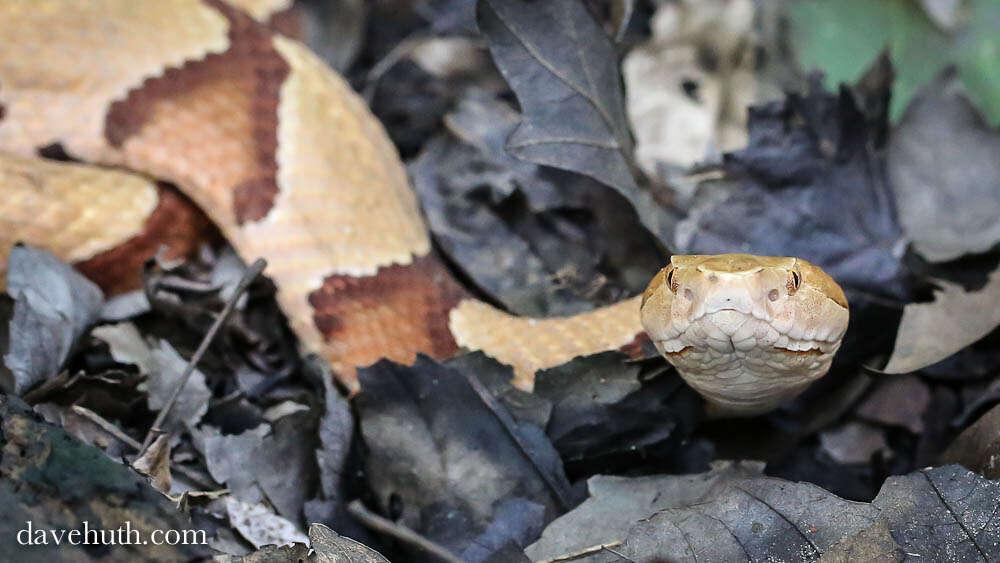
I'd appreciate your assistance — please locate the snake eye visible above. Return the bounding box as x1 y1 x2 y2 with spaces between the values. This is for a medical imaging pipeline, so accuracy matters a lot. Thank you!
787 269 802 293
666 267 678 293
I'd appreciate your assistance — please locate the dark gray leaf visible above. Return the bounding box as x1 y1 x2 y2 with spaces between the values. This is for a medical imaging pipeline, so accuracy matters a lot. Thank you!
533 351 700 466
888 68 1000 262
818 421 889 465
146 339 211 431
416 0 478 34
855 374 931 433
314 360 354 501
872 465 1000 560
525 461 765 561
543 464 1000 561
478 0 676 244
883 267 1000 374
3 244 103 394
409 94 598 317
255 410 319 524
356 354 572 557
193 410 319 526
192 423 269 505
410 89 663 316
299 0 367 72
617 473 881 561
462 498 546 563
676 79 909 301
449 351 552 430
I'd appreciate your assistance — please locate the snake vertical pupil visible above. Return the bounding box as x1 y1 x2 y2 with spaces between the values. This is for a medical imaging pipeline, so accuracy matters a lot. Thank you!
787 270 802 293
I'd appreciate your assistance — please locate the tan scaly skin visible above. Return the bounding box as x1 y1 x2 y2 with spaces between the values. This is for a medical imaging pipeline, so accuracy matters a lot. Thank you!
640 254 849 416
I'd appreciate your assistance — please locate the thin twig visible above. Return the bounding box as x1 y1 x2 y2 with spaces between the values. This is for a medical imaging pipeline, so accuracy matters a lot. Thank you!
601 546 633 562
347 500 464 563
141 258 267 452
71 405 216 490
537 540 624 563
71 405 142 450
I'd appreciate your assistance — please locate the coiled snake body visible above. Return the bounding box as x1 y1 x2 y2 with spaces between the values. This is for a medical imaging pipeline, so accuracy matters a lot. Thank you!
0 1 848 415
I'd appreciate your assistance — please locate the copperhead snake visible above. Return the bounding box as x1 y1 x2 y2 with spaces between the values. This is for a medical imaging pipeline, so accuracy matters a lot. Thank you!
0 0 849 416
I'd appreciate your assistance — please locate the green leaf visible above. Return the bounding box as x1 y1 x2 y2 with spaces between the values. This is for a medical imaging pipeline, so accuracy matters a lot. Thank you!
789 0 1000 125
955 0 1000 124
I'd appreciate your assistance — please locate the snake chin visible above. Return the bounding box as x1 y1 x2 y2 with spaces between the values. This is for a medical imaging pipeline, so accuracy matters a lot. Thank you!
650 311 842 416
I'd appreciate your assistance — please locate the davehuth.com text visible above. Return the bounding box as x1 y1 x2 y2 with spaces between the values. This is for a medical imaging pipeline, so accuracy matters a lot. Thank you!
16 521 208 547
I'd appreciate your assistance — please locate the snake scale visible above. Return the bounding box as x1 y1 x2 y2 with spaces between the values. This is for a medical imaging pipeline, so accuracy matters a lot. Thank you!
0 0 849 415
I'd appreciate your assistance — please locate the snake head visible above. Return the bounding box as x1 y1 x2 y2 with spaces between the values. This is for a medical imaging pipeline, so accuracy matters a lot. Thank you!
640 254 849 416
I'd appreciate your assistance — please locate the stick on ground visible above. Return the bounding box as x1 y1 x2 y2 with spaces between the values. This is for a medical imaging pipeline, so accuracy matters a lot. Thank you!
140 258 267 452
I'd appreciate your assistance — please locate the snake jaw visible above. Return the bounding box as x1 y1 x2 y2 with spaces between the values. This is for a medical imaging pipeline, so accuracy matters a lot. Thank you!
640 254 850 417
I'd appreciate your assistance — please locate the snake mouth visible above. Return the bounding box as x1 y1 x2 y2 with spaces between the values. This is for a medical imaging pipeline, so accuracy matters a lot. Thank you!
773 346 823 356
666 346 694 358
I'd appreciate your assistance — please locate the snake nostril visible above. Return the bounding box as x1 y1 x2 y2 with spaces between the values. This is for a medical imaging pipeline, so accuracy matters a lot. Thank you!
768 289 779 302
684 288 694 301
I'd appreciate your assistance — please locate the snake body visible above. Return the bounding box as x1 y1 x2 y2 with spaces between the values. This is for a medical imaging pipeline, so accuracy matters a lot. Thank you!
0 1 848 414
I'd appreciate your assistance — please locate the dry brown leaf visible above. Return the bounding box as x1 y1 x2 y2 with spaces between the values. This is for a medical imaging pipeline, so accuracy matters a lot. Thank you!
310 523 390 563
225 496 309 549
622 0 761 176
132 433 173 494
883 268 1000 373
938 402 1000 479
